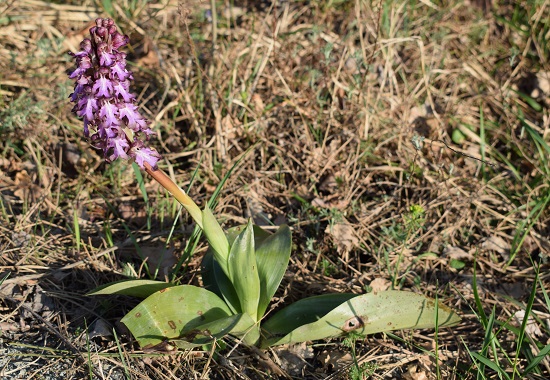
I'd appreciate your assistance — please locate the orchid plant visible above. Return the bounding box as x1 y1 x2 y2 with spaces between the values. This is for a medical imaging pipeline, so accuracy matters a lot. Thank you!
70 18 460 351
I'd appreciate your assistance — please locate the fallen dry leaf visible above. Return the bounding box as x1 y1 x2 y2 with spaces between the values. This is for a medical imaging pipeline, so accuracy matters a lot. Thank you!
370 277 391 293
251 93 265 114
118 202 147 225
442 246 472 260
13 169 43 202
317 349 353 372
325 222 359 255
273 343 314 376
513 310 543 338
88 319 114 342
0 322 19 333
138 245 177 279
481 236 510 260
403 364 430 380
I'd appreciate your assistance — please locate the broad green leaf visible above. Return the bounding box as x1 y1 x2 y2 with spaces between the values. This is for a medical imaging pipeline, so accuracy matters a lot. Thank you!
261 290 461 348
201 224 271 315
227 220 260 321
256 225 292 319
87 279 176 298
226 225 245 245
121 285 231 349
200 312 256 338
169 313 257 349
240 322 261 347
253 225 271 244
226 224 270 247
201 247 241 314
261 293 358 344
202 206 230 274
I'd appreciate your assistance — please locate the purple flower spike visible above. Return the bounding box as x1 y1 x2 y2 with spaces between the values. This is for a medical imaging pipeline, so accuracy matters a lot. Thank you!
68 18 161 170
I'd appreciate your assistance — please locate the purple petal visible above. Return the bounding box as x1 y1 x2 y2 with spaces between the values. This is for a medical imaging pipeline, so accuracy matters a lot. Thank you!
77 75 91 85
98 122 118 140
94 26 108 40
110 60 131 81
113 81 134 102
103 18 115 28
92 75 113 98
130 144 161 169
99 100 119 127
70 86 84 102
134 118 149 133
78 55 92 70
118 103 142 128
69 66 86 79
70 77 91 102
97 42 115 66
77 94 98 121
107 135 130 161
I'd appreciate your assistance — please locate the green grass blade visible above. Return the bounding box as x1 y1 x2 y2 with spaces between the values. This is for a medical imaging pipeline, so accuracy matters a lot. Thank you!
207 142 259 210
513 265 541 376
508 192 550 266
103 197 151 278
112 327 131 380
523 343 550 375
472 257 488 325
169 162 203 281
132 162 151 230
73 207 80 252
470 352 510 380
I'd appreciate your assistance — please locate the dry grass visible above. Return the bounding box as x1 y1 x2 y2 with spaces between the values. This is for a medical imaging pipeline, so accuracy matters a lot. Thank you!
1 0 549 379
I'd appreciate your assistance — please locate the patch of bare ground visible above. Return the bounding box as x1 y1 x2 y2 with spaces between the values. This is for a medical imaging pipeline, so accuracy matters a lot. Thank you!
1 0 549 379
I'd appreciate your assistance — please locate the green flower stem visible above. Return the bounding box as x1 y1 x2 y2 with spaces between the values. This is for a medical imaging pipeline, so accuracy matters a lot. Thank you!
144 162 203 229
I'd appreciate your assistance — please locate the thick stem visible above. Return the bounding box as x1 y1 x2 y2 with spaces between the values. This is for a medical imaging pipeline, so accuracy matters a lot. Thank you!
144 162 203 229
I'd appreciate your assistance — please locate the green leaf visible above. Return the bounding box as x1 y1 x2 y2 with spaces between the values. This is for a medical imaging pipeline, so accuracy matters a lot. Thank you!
256 225 292 319
87 279 176 298
201 224 272 315
201 247 241 314
261 290 461 348
227 220 260 321
121 285 231 349
452 128 466 144
169 313 257 349
449 259 465 270
226 224 270 247
262 293 358 344
202 206 230 275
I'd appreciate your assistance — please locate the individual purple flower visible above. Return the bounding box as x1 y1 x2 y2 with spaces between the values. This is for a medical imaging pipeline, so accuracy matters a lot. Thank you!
68 17 161 170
